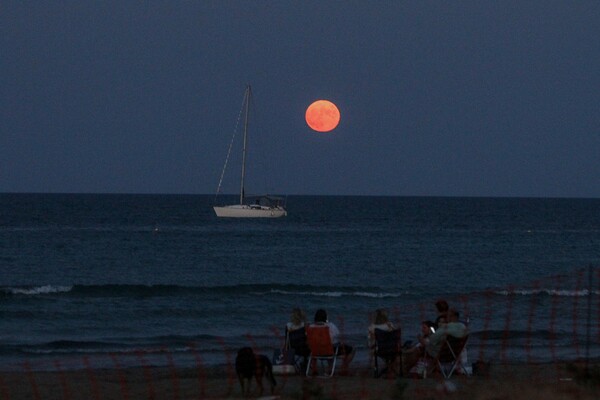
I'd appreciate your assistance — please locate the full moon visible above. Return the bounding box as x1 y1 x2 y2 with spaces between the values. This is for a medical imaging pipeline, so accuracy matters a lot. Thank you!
305 100 340 132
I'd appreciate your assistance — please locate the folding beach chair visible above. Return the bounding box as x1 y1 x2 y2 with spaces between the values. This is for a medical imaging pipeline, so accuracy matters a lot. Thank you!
286 327 310 373
436 334 469 378
305 325 339 377
373 328 402 378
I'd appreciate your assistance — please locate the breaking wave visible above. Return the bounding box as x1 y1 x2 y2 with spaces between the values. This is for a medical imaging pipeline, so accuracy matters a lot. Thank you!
1 283 408 299
494 288 599 297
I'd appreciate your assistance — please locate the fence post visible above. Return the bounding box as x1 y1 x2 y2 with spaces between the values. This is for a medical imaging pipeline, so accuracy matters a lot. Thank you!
585 264 593 375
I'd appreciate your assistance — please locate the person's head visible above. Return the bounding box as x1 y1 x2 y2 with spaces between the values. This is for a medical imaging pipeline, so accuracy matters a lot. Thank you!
448 309 460 322
374 309 389 325
421 320 435 335
314 309 328 323
290 308 306 325
435 299 449 314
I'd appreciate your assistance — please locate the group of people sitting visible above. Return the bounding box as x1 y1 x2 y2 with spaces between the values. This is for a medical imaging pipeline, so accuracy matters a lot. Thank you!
398 300 469 377
283 299 469 378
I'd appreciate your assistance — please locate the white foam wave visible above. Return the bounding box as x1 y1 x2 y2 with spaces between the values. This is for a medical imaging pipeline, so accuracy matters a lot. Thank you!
494 288 598 297
268 289 404 298
24 346 193 355
4 285 73 295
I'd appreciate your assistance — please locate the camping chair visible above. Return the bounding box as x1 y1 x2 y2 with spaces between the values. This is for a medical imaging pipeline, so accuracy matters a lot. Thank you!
286 327 310 373
436 334 469 378
305 325 339 377
373 328 402 378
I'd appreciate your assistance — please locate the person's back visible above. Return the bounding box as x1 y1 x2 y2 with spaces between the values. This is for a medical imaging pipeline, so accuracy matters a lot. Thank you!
310 309 339 343
286 308 306 332
286 308 309 360
310 309 355 372
367 309 395 348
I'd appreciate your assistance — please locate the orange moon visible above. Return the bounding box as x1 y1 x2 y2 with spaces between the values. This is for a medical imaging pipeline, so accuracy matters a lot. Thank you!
305 100 340 132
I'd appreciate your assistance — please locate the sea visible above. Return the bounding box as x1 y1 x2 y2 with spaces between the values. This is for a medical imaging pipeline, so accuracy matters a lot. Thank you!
1 194 599 371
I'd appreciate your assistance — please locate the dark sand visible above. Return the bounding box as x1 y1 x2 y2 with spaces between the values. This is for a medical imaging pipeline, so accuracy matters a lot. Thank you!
1 361 598 399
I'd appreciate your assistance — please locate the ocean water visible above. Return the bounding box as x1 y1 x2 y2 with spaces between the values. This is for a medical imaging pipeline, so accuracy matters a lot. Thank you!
1 194 599 371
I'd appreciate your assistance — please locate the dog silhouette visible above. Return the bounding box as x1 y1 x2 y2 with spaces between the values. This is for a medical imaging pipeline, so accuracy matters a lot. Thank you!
235 347 277 396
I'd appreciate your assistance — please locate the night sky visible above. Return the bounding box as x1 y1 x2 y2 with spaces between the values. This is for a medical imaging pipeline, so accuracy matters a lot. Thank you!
2 1 599 197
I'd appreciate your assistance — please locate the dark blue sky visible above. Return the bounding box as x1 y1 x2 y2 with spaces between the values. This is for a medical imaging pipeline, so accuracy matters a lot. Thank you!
2 1 599 197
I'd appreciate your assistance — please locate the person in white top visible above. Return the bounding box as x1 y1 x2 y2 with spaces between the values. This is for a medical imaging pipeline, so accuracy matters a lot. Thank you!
367 308 396 348
284 308 309 370
286 308 306 332
309 309 355 372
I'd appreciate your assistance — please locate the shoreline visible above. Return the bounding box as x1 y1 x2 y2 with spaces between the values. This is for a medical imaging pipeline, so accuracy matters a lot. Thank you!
1 361 598 399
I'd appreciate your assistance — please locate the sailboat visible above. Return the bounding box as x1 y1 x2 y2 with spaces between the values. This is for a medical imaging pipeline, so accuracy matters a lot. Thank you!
213 85 287 218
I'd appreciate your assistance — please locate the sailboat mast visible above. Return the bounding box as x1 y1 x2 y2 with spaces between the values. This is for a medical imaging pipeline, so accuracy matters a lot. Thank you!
239 85 250 205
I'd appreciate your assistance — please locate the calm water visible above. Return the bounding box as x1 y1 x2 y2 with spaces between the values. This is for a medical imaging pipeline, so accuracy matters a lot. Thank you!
1 194 599 370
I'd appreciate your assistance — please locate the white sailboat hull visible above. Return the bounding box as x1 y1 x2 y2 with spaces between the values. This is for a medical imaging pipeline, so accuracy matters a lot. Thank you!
213 85 287 219
213 205 287 218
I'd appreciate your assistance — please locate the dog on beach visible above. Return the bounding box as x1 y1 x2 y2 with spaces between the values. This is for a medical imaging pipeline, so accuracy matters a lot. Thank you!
235 347 277 396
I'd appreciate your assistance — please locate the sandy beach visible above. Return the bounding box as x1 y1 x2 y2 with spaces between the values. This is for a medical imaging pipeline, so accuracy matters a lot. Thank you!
1 361 598 400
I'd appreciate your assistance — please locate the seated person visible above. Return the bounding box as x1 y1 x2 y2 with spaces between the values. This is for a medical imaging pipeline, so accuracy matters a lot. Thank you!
285 308 309 368
424 309 467 358
434 299 449 328
367 309 395 349
286 307 306 332
402 320 435 374
309 309 355 370
408 311 467 378
367 309 399 376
